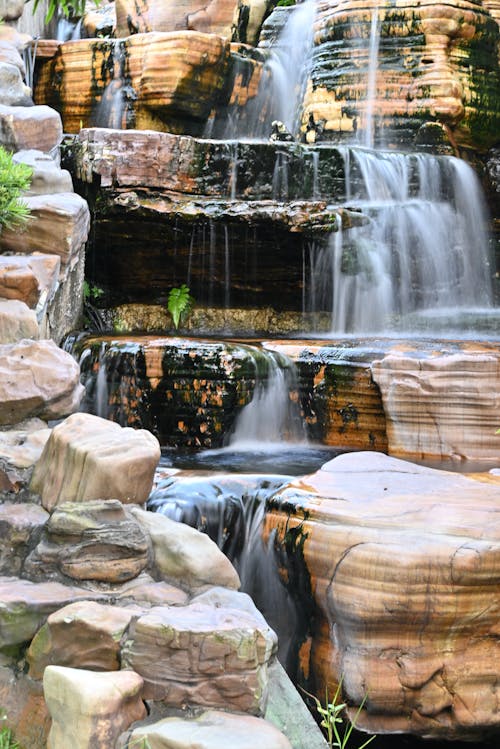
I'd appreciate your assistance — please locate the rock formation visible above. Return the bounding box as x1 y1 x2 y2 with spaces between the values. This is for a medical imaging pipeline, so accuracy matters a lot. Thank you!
263 450 500 742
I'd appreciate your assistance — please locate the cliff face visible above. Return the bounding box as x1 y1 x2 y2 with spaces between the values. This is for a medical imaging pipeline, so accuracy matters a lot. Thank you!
300 0 500 151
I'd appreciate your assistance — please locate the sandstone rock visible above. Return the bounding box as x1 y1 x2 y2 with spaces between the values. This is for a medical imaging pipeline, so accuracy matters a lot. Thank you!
24 500 151 584
130 505 240 592
0 193 90 271
0 576 108 649
121 599 277 713
13 150 74 196
44 666 146 749
0 299 39 343
0 60 31 106
27 600 136 679
126 709 293 749
0 104 62 152
0 339 83 427
0 254 60 309
0 40 25 76
115 0 239 39
30 413 160 511
0 502 48 576
115 574 189 607
0 0 25 22
371 347 500 462
0 418 51 469
0 667 50 749
264 451 500 741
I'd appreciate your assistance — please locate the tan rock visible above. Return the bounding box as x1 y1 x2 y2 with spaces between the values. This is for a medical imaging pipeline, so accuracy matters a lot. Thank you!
24 500 151 584
0 254 60 309
265 451 500 741
122 600 277 713
0 40 25 76
27 600 136 679
115 0 239 38
126 709 293 749
0 576 108 649
13 150 74 196
30 413 160 511
44 666 146 749
0 193 90 271
115 574 189 607
371 347 500 462
0 60 31 106
0 417 51 469
0 104 62 152
0 299 39 343
0 339 83 427
130 505 240 591
0 502 48 576
0 0 25 22
0 668 50 749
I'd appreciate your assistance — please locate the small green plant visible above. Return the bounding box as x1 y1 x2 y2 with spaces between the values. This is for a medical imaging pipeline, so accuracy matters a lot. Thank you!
0 148 32 234
32 0 100 24
0 711 20 749
128 735 152 749
301 679 376 749
167 284 194 330
83 280 104 303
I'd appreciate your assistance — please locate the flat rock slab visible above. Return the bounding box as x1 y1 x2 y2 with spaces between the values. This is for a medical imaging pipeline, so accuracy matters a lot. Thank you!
265 451 500 741
0 104 62 153
126 709 292 749
0 254 60 309
44 666 146 749
0 299 39 343
24 499 150 584
0 193 90 271
122 599 277 714
0 339 83 427
31 412 161 510
0 576 109 648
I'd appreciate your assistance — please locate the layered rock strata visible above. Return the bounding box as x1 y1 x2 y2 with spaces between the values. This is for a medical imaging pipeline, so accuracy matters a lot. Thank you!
263 450 500 741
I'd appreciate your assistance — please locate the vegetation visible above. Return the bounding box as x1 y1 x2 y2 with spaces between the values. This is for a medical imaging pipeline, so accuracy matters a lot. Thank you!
0 712 20 749
0 147 32 234
301 680 376 749
167 284 194 329
32 0 100 24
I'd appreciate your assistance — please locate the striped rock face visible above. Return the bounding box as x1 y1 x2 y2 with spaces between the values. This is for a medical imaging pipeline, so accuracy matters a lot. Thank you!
301 0 500 150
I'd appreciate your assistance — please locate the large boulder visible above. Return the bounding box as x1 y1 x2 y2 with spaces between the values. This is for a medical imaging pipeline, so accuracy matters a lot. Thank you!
30 413 160 511
264 451 500 742
44 666 146 749
0 104 62 153
24 500 151 584
0 339 83 427
121 597 277 714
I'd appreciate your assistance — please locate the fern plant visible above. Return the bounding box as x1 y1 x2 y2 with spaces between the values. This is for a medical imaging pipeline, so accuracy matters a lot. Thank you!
0 148 32 234
167 284 194 330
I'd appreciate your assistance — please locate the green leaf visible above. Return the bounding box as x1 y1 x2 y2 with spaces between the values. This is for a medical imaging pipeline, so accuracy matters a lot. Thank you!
167 285 194 330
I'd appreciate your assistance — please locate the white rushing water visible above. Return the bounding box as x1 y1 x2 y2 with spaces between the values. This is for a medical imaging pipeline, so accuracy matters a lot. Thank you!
228 349 307 447
305 147 493 333
363 3 381 147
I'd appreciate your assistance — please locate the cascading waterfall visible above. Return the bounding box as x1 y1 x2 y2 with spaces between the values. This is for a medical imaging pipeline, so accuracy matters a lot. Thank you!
305 148 493 333
228 348 307 447
363 3 382 148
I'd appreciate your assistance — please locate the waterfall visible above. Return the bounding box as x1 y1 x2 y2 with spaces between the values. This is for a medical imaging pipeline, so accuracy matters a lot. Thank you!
92 41 127 129
364 4 381 147
228 349 306 447
305 148 493 333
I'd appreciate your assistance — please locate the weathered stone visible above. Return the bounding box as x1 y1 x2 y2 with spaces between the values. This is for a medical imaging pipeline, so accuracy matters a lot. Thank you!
264 451 500 741
125 709 293 749
0 299 39 343
0 418 50 470
115 0 240 38
0 668 50 749
0 60 31 106
0 339 83 427
0 40 25 76
121 599 277 713
44 666 146 749
115 574 189 607
0 502 48 576
27 600 136 679
0 193 90 271
30 413 160 511
13 150 74 196
0 254 60 309
0 0 25 22
300 0 500 149
24 500 151 584
0 104 62 152
130 505 240 592
0 576 108 649
371 346 500 462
